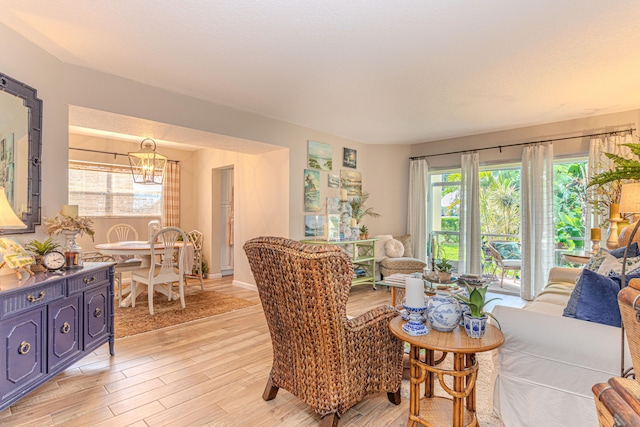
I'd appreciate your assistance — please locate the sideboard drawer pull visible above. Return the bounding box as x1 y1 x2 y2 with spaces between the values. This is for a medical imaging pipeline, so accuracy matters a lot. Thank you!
26 291 45 302
94 308 102 318
61 322 71 334
83 275 96 285
18 341 31 355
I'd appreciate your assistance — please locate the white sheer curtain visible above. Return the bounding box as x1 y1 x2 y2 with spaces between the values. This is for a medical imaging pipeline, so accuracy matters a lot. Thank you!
408 158 429 261
459 152 482 275
587 133 633 232
521 143 555 300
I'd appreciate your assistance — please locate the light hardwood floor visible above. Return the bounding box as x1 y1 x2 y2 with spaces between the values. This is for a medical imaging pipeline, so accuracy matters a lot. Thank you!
0 277 525 427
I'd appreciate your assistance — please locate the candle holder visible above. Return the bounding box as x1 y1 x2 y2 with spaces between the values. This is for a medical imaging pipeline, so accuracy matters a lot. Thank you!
402 300 429 336
591 239 601 254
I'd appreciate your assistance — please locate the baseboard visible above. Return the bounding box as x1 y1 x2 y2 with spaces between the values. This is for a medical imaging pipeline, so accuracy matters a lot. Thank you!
233 279 257 291
206 273 222 279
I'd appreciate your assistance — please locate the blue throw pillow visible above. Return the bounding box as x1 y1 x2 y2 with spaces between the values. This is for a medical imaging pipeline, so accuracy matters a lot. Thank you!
574 269 621 327
608 242 640 258
562 273 584 318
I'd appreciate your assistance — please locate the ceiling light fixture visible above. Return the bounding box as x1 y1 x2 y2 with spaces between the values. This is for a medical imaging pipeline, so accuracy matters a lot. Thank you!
128 138 167 185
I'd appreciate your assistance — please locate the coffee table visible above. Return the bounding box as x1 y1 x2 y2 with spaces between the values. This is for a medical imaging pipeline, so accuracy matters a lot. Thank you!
389 316 504 427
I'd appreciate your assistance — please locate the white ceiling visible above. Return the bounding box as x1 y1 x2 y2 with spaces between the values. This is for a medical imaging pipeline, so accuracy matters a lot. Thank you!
2 1 640 146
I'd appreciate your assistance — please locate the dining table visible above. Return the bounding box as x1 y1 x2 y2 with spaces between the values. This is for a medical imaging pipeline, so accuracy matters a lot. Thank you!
94 240 194 307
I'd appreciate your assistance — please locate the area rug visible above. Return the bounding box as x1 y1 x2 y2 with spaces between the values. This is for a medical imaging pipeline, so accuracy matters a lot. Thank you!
114 289 258 338
401 350 504 427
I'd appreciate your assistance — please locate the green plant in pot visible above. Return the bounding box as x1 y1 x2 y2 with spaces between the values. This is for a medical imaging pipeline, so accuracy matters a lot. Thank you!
435 258 453 282
359 224 368 240
454 283 501 338
24 237 62 273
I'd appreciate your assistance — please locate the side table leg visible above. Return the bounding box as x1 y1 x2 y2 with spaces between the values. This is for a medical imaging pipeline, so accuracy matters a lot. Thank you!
453 352 465 427
409 345 421 422
425 348 434 397
466 353 477 412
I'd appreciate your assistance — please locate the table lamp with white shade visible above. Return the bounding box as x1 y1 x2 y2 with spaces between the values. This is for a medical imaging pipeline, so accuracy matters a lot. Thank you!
0 187 26 231
617 182 640 377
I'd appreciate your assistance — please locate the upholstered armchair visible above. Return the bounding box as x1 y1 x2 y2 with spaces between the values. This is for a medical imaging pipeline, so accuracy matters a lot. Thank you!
243 237 403 426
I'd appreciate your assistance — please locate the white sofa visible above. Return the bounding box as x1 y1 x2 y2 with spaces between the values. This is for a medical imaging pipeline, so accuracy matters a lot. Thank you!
490 267 631 427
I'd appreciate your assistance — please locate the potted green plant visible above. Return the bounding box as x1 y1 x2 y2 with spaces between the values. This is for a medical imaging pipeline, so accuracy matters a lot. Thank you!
435 258 453 282
24 237 62 272
359 224 369 240
454 283 501 338
348 191 380 225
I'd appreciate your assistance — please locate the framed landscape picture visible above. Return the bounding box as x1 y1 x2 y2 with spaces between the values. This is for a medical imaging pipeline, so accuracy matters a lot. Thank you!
308 140 332 171
340 169 362 196
343 147 357 168
304 169 321 212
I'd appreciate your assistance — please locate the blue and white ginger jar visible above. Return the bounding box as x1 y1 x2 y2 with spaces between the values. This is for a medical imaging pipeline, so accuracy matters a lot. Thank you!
426 294 461 332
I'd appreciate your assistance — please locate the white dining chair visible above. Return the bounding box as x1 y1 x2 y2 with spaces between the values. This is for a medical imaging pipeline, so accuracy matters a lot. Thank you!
184 229 205 290
130 227 188 315
147 220 162 242
106 223 142 300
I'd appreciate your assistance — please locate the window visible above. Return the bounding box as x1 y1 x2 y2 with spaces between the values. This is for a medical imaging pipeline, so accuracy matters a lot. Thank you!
428 158 588 267
69 161 162 217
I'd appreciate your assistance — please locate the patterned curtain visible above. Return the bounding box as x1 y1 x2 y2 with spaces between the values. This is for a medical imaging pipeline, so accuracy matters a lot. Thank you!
162 162 180 227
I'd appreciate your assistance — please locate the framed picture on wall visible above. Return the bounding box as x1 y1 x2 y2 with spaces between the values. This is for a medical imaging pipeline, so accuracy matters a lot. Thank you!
328 173 340 188
304 169 321 212
340 169 362 196
343 148 357 168
308 140 333 171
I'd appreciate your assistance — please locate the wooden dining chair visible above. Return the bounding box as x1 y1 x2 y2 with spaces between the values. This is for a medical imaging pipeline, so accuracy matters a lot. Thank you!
130 227 188 315
106 223 142 300
184 229 205 290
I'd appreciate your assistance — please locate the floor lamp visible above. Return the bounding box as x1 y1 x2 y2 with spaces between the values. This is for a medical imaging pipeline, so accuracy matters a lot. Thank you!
618 182 640 377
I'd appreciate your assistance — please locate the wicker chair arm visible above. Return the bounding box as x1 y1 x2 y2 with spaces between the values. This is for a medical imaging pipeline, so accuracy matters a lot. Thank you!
345 304 400 333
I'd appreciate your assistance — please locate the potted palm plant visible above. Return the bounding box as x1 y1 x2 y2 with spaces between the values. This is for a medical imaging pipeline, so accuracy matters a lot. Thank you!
348 191 380 231
453 283 501 338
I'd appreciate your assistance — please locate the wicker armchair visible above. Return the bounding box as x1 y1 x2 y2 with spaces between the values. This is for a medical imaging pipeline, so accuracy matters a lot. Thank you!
243 237 403 426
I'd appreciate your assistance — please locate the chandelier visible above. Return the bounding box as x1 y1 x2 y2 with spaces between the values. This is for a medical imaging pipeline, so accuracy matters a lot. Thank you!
128 138 167 185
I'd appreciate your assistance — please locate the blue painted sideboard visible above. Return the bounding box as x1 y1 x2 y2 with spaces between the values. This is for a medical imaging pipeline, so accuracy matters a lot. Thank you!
0 262 114 411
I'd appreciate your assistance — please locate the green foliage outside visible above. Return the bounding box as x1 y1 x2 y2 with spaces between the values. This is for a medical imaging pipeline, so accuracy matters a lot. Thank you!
432 161 588 264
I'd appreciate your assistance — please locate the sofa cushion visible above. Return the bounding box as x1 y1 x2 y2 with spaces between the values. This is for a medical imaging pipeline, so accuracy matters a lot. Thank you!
394 234 414 258
379 257 426 272
583 248 611 272
609 242 640 258
373 234 393 261
597 252 640 276
492 241 521 259
385 239 405 258
573 270 621 327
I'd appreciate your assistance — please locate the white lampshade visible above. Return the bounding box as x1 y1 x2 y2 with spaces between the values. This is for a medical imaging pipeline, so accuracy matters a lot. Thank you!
0 187 26 229
619 183 640 214
128 138 167 185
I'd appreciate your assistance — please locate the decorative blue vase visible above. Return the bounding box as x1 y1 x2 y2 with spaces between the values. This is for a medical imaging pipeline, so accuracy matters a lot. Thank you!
463 314 487 339
426 294 461 332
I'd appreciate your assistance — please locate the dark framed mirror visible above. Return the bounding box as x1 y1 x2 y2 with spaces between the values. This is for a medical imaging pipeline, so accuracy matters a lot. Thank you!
0 73 42 234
